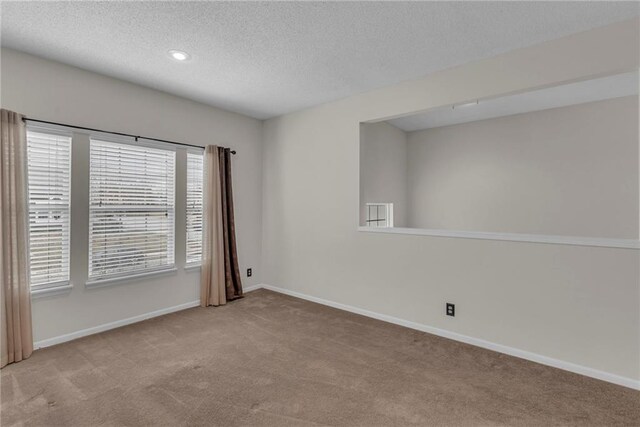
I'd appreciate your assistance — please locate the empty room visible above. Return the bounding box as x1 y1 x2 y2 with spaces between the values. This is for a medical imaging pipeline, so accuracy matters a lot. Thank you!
1 1 639 426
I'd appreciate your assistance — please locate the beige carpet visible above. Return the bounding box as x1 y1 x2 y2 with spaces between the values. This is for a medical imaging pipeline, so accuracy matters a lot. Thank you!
1 289 638 426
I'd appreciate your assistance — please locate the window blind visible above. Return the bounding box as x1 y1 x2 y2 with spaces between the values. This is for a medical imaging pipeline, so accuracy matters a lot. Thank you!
186 151 204 264
89 139 175 280
27 131 72 287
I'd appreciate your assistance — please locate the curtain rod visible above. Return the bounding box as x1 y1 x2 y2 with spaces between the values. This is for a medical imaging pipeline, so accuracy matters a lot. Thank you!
21 117 237 154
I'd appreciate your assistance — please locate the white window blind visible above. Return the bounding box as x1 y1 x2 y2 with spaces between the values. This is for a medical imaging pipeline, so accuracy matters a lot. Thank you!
27 131 72 288
89 139 175 280
186 151 204 265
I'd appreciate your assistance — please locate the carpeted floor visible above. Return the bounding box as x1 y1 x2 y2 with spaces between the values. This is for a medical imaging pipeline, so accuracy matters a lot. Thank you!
1 289 639 426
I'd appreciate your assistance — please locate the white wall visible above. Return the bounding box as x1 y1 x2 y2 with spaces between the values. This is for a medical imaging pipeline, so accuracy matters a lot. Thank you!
262 18 640 384
406 96 639 238
359 122 408 227
0 48 263 343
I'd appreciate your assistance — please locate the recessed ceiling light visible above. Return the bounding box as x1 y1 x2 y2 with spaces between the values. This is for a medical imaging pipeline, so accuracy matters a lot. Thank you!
168 50 190 61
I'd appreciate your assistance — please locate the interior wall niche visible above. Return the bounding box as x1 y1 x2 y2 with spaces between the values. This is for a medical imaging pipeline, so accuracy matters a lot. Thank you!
359 71 640 247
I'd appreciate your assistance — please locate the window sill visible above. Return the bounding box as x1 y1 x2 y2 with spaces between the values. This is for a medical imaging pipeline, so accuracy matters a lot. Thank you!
184 263 201 271
85 267 178 289
358 226 640 249
31 282 73 299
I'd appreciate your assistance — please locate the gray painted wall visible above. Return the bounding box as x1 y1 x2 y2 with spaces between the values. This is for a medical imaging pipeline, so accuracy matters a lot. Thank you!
1 48 264 343
359 122 408 227
404 95 638 238
262 19 640 382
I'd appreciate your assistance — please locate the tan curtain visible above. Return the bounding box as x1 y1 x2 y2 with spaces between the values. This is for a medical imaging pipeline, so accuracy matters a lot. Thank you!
0 109 33 368
201 146 243 307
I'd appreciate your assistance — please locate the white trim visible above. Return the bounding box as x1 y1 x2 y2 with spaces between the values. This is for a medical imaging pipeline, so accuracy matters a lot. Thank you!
186 146 206 154
90 132 178 151
33 300 200 349
358 226 640 250
85 267 178 288
258 283 640 390
25 122 74 137
184 263 202 271
31 283 73 299
243 284 263 293
33 285 263 349
31 279 70 292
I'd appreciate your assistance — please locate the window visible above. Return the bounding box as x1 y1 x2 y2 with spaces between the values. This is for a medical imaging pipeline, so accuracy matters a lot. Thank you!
27 131 72 288
186 151 204 265
89 139 175 280
366 203 393 228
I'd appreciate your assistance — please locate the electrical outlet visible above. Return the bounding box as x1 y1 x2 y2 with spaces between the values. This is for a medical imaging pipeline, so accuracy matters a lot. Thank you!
247 268 252 277
446 303 455 317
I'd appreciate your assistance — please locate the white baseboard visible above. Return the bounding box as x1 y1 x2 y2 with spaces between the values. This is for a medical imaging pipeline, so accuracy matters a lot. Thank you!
32 282 638 390
243 284 263 293
33 285 263 350
259 283 640 390
33 300 200 349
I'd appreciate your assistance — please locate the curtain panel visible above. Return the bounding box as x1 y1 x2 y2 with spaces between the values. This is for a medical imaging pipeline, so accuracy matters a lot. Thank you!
0 109 33 367
201 146 243 307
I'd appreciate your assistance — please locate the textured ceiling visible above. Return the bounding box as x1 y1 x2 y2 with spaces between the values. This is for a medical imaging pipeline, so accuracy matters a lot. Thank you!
1 2 639 119
388 71 640 132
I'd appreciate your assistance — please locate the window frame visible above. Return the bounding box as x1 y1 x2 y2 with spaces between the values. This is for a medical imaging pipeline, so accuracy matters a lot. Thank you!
86 137 177 285
26 127 73 293
185 149 204 267
365 202 394 228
